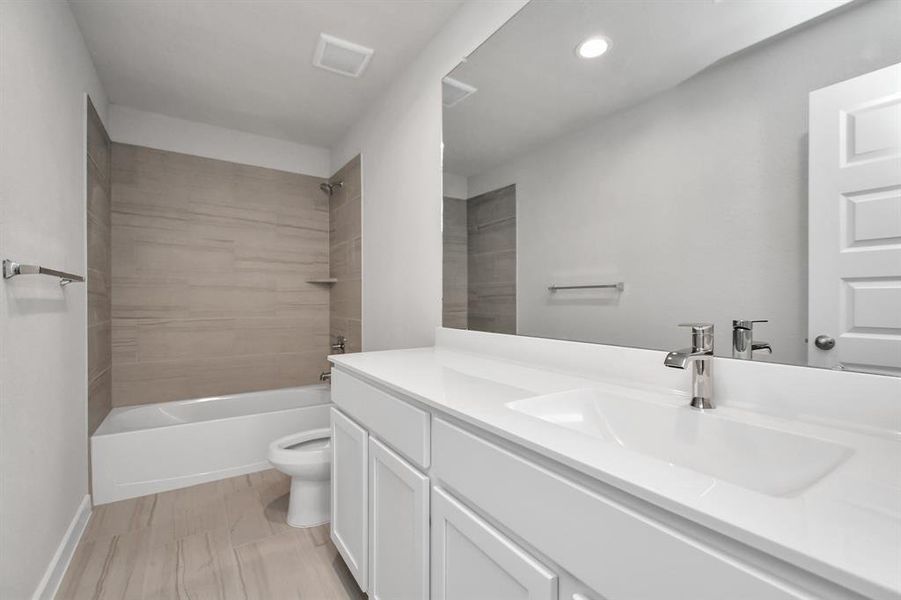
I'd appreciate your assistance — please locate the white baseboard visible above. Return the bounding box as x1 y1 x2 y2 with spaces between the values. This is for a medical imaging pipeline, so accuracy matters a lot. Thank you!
32 494 92 600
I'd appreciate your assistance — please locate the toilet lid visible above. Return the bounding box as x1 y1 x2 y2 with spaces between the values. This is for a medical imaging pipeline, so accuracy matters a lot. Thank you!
284 437 330 452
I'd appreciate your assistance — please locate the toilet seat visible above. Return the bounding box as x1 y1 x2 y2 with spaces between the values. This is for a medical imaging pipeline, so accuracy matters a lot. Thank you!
269 427 331 467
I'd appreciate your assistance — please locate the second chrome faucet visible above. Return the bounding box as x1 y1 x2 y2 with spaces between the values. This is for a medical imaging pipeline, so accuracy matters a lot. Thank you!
732 319 771 359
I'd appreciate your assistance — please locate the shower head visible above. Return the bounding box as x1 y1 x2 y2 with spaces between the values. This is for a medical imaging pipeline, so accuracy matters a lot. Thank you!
319 181 344 196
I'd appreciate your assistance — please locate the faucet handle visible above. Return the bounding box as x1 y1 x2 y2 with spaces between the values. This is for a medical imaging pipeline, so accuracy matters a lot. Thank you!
733 319 767 329
678 322 714 334
678 322 714 352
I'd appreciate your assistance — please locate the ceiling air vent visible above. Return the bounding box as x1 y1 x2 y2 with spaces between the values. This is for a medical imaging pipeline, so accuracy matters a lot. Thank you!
313 33 374 78
442 77 477 107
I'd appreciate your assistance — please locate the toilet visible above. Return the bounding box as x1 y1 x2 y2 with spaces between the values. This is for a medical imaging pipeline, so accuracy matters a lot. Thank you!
268 428 331 528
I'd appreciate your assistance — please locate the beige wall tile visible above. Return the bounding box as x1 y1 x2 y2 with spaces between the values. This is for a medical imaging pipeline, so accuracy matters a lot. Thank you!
443 187 517 334
87 368 111 437
443 196 468 329
88 321 112 382
329 156 362 354
87 98 112 435
87 162 110 231
112 361 190 407
86 99 110 181
86 283 110 328
112 350 327 406
111 319 138 364
111 143 330 406
467 185 517 335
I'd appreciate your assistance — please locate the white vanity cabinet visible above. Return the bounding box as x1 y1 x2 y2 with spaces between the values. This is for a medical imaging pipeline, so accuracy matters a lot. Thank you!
331 366 870 600
430 418 822 600
331 372 555 600
330 371 431 598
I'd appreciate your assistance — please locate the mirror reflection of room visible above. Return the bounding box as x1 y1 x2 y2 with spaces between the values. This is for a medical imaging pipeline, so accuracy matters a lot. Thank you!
442 0 901 374
443 184 517 334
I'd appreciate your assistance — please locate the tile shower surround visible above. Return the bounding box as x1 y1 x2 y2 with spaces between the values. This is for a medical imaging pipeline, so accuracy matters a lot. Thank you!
329 155 362 355
467 184 516 335
87 98 112 433
443 185 517 334
110 144 332 406
442 196 468 329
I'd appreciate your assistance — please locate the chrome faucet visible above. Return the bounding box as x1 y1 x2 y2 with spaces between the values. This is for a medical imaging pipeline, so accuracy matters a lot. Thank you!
331 335 347 354
664 323 715 410
732 319 772 360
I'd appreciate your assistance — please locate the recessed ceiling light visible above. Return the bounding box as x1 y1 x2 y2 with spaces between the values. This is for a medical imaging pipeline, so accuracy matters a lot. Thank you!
576 36 610 59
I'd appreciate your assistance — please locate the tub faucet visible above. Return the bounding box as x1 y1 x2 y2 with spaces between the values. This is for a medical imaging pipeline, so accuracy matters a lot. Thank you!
732 319 772 359
664 323 714 410
331 336 347 354
319 371 331 383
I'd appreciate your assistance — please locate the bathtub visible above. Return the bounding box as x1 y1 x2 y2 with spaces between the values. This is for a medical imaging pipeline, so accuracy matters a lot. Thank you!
91 384 331 505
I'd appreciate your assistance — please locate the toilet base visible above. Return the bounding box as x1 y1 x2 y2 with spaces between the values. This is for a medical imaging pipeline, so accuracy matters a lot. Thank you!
286 476 330 528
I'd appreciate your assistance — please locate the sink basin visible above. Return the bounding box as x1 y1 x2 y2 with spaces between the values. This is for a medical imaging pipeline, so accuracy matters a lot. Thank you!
506 388 852 497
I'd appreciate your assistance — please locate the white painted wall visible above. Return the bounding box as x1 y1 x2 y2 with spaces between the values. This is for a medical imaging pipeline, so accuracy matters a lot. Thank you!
332 0 528 351
109 104 331 178
443 171 468 200
467 0 901 365
0 2 108 597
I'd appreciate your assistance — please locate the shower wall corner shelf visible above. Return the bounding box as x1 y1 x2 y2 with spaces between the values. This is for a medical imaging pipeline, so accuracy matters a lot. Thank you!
307 278 338 285
3 259 85 286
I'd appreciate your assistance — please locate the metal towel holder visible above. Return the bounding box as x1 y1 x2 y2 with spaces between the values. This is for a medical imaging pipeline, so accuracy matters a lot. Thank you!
3 260 85 286
548 282 624 292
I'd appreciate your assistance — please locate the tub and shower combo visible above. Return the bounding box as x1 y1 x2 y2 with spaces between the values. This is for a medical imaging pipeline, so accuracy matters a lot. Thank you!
91 385 331 505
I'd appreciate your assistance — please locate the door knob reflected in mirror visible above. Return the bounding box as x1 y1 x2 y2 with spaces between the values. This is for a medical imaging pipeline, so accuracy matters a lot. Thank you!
814 335 836 350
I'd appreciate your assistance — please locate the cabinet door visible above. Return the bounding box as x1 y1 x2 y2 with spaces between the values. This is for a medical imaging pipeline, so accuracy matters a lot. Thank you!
369 436 429 600
330 408 369 592
432 486 557 600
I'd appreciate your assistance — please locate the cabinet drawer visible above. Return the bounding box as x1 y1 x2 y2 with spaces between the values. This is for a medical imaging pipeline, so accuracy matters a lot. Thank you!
332 369 430 469
432 418 809 600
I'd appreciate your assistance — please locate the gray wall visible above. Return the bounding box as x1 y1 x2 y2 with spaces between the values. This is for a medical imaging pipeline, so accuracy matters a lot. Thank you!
468 0 901 364
0 2 108 597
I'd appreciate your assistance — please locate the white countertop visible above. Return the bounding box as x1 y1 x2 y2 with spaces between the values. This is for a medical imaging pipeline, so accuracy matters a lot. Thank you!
330 335 901 600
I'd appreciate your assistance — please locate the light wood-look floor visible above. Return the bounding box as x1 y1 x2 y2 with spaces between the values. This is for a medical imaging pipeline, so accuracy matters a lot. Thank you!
57 470 365 600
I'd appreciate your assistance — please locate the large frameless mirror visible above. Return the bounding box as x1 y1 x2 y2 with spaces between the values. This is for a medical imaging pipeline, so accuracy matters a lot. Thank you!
441 0 901 375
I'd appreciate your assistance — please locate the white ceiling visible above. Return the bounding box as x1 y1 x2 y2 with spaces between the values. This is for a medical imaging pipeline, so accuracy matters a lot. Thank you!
443 0 852 178
69 0 463 148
